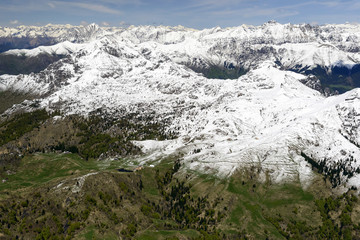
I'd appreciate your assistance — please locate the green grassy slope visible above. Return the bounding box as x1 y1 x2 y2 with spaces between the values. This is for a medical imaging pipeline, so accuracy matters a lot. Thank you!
0 153 359 239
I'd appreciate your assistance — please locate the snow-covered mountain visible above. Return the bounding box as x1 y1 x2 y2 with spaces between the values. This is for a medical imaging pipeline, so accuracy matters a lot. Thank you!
3 22 360 66
3 22 360 92
3 41 84 57
0 23 120 52
1 22 360 191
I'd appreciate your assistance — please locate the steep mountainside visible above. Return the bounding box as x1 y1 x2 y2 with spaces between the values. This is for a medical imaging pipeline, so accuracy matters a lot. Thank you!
1 26 360 192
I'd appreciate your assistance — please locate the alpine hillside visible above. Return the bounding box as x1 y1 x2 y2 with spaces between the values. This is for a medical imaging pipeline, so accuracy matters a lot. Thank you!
1 22 360 192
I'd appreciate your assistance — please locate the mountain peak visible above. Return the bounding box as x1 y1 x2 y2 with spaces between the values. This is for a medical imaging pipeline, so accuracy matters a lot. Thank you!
87 23 100 29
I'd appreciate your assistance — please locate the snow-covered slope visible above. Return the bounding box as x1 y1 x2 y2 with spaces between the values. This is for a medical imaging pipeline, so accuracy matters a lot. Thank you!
1 32 360 191
0 23 121 53
96 22 359 71
3 22 360 71
3 41 84 57
0 23 116 42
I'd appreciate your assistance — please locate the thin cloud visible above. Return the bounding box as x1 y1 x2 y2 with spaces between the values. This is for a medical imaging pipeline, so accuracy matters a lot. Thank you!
279 1 341 9
179 0 248 12
319 1 341 7
190 0 344 19
211 7 298 19
100 0 143 5
101 21 110 26
51 1 122 14
192 0 243 7
176 0 343 15
0 1 51 12
344 0 360 9
10 20 19 25
48 2 55 8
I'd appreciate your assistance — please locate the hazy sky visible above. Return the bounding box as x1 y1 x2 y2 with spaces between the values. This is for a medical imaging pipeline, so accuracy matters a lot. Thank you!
0 0 359 29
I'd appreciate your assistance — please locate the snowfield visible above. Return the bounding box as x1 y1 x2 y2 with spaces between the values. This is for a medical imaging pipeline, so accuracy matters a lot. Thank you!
1 22 360 190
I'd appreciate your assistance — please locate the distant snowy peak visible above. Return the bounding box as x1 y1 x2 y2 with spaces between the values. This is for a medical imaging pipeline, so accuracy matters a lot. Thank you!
2 22 360 46
114 22 360 47
0 23 109 42
0 23 123 52
4 41 84 57
4 22 360 72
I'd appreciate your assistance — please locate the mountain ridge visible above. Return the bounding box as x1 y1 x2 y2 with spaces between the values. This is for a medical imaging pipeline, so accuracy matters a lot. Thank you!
1 22 360 192
3 22 360 92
